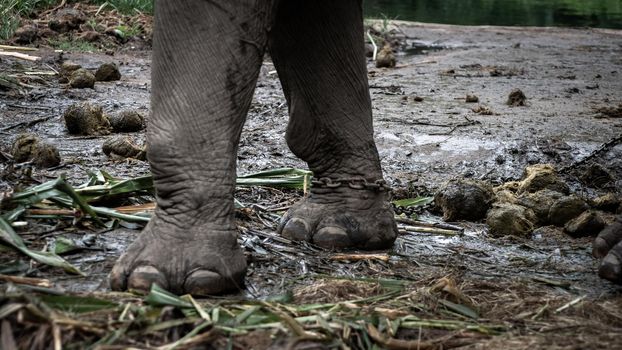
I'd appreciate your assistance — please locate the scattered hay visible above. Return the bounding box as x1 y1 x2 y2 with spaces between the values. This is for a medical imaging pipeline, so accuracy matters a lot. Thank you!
293 279 384 304
95 62 121 82
435 179 495 221
69 68 95 89
507 88 527 106
63 102 111 135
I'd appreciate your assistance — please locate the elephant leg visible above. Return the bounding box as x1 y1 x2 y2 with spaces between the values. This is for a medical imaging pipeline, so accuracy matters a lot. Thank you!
269 0 398 249
110 0 274 295
593 215 622 284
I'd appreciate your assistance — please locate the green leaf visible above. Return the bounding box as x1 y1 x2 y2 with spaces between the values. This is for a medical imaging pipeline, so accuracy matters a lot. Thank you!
438 299 479 319
0 216 83 275
392 197 434 208
40 295 118 313
144 284 192 309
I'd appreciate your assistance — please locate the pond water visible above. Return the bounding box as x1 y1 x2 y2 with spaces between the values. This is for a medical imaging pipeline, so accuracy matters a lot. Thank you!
363 0 622 29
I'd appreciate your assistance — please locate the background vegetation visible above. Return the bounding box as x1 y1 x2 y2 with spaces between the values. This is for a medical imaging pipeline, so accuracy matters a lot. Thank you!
1 0 621 41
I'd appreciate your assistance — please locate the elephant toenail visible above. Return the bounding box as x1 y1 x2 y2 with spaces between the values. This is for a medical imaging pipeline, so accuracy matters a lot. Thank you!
593 237 610 259
128 266 168 292
282 218 311 241
184 270 240 296
109 264 127 291
314 226 351 249
598 254 622 283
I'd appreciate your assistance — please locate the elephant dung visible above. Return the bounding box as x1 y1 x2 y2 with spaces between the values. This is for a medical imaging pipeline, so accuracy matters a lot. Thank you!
11 133 61 168
517 164 569 195
61 61 82 75
95 63 121 82
549 195 589 226
507 88 527 106
48 8 86 33
102 136 146 160
64 102 111 135
580 163 614 188
69 68 96 89
435 179 494 221
591 193 621 213
13 24 38 44
486 203 536 237
516 189 564 225
109 110 145 132
564 210 606 238
375 44 396 68
465 94 479 103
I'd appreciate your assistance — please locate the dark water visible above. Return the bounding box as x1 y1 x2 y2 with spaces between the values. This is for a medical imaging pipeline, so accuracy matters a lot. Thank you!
363 0 622 29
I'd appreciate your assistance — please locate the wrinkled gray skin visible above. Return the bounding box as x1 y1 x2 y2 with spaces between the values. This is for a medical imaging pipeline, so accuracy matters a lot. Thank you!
110 0 398 295
110 0 622 295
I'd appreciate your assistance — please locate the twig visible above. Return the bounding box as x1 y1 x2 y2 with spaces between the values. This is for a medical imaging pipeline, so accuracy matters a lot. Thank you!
555 295 586 313
395 217 464 232
366 30 378 61
398 225 462 236
40 0 67 16
1 116 53 131
330 253 390 262
0 274 52 287
429 116 480 136
0 45 38 52
0 51 40 61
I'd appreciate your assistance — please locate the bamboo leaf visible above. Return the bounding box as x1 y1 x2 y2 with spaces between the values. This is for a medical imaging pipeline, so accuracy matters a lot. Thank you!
40 295 118 313
144 284 192 309
392 197 434 208
438 299 479 319
0 217 83 275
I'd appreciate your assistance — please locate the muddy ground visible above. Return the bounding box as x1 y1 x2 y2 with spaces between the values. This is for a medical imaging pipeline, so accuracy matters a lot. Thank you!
2 19 622 349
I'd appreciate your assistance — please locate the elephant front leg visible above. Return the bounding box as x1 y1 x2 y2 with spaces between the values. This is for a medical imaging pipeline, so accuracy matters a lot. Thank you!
269 0 398 250
109 0 273 295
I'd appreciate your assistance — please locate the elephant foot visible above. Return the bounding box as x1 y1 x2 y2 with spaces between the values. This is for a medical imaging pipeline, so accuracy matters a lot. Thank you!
110 217 246 295
593 215 622 284
278 180 398 250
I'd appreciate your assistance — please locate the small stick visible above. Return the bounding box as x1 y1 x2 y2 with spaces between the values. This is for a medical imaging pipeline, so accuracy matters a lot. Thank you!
0 44 38 52
398 225 462 236
0 51 40 61
0 274 52 287
330 253 390 262
366 30 378 61
555 295 586 313
395 217 463 232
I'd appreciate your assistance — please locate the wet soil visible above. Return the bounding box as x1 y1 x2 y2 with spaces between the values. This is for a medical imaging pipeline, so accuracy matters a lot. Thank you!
2 21 622 348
